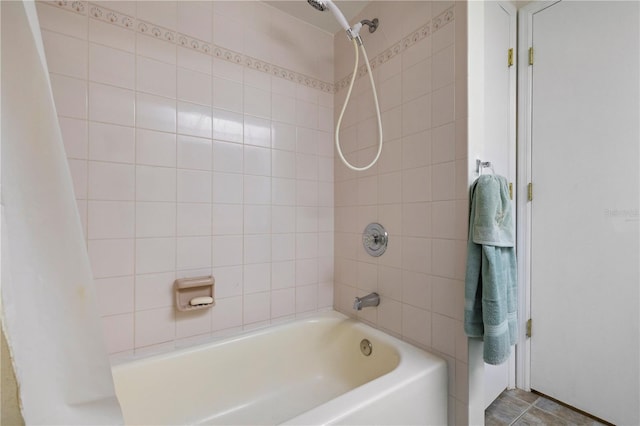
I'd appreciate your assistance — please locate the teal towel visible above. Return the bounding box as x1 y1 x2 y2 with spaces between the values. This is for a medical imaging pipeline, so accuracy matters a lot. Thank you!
464 175 518 365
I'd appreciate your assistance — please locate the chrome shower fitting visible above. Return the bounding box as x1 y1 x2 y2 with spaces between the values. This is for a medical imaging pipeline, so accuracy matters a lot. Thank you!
360 18 379 33
353 292 380 311
306 0 384 171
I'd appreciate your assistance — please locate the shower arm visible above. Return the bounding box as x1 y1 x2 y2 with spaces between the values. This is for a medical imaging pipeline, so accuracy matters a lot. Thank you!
359 18 379 33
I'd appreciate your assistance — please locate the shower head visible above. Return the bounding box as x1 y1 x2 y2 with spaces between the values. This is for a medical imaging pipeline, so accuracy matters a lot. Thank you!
307 0 327 12
307 0 352 33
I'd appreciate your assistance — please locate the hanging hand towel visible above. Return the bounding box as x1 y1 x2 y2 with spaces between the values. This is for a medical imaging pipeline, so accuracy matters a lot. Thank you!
464 174 517 365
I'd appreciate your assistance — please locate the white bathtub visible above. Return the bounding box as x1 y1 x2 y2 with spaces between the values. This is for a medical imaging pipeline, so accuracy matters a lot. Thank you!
112 311 447 425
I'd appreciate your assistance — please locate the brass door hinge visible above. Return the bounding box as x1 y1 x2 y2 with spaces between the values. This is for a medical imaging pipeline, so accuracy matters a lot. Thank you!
527 182 533 201
526 319 532 338
508 48 514 67
529 47 534 65
509 182 513 200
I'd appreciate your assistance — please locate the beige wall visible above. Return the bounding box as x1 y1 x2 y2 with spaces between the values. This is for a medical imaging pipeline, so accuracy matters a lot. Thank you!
332 2 469 423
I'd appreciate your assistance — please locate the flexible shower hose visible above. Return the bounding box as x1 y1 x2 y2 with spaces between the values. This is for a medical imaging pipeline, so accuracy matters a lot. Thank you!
335 38 383 171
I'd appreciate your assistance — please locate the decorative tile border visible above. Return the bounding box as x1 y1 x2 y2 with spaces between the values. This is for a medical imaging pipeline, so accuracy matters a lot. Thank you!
42 1 453 94
334 6 454 92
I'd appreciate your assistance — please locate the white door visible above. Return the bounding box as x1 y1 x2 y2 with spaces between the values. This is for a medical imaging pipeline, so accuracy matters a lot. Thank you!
523 1 640 424
482 1 517 408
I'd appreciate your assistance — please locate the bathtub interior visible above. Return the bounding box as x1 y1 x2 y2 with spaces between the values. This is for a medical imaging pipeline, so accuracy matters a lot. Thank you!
113 314 401 425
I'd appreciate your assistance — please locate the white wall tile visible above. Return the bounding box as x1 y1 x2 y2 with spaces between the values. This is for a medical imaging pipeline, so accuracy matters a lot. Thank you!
42 30 87 79
211 296 243 331
95 276 134 316
295 100 318 129
136 237 176 274
88 239 134 278
89 122 135 163
244 234 271 264
296 284 318 313
67 159 88 199
137 56 177 99
59 117 88 160
136 166 176 202
136 202 176 238
101 313 133 354
272 261 295 290
212 235 243 267
271 206 295 234
89 82 134 126
271 150 296 179
212 265 243 298
178 67 212 106
213 58 242 82
37 3 87 39
178 46 212 74
41 0 337 355
244 145 271 176
244 69 271 91
402 93 431 136
134 307 175 348
244 175 271 204
271 94 296 124
88 201 135 239
402 58 431 103
402 304 431 346
432 277 463 321
213 140 243 173
432 84 455 127
178 101 212 138
271 288 295 318
177 170 212 203
88 161 135 201
176 309 212 339
212 172 243 204
136 93 176 133
212 204 243 235
244 115 271 147
212 108 243 143
177 1 213 42
271 122 296 152
89 19 134 52
137 1 177 30
90 44 135 89
137 34 176 64
136 129 176 168
296 127 318 155
243 292 270 324
50 74 87 119
244 86 271 119
177 135 212 171
432 44 455 91
271 233 295 261
244 263 270 294
244 205 271 234
177 203 212 236
213 12 244 54
177 236 212 270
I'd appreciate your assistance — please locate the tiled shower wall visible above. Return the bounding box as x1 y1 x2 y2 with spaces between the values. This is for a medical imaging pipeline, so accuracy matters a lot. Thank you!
36 0 335 356
332 1 469 423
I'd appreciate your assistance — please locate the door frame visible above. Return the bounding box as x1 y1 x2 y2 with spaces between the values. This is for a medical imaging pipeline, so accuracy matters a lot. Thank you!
515 0 560 392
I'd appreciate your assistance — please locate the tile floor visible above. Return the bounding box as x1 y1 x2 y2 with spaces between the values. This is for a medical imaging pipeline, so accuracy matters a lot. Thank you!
485 389 608 425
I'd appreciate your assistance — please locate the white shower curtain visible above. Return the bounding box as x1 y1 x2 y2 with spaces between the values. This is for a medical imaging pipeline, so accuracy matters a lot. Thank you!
1 1 123 423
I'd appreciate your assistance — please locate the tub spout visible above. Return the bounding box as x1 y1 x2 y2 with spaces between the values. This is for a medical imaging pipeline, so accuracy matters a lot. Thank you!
353 292 380 310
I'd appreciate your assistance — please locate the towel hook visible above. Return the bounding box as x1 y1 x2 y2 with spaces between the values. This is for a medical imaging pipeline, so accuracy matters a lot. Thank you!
476 159 494 175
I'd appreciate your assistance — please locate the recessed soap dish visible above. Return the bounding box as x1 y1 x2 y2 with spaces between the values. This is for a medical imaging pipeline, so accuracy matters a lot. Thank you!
174 276 215 312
